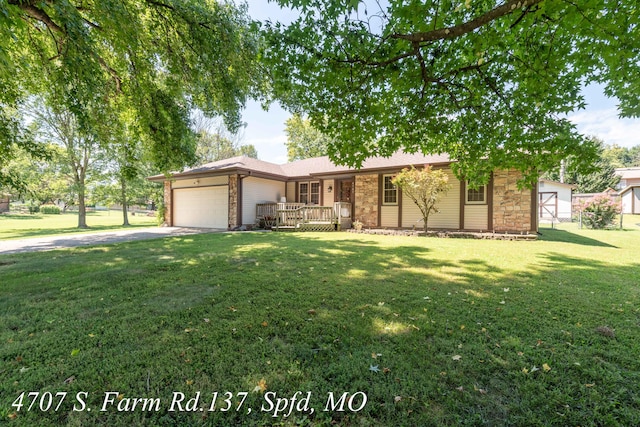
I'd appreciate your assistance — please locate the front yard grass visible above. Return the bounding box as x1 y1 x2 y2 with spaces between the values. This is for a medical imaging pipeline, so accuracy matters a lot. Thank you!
1 220 639 426
0 210 157 240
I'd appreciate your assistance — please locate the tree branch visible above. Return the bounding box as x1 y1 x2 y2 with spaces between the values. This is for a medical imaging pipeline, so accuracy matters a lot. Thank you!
17 3 64 34
391 0 544 43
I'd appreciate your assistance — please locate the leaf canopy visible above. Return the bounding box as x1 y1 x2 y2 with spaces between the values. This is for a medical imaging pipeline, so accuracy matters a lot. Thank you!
1 0 264 177
264 0 639 186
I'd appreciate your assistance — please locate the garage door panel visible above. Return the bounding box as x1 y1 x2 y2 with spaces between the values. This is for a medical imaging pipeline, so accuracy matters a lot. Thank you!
173 186 228 228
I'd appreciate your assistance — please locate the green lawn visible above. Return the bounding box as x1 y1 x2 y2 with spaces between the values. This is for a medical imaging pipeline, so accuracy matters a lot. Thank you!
0 210 157 240
1 220 639 426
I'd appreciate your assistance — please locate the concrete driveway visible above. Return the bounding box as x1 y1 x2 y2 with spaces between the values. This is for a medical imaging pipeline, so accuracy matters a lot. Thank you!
0 227 221 255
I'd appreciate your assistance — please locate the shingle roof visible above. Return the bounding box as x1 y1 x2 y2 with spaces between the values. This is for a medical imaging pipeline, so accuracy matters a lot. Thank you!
148 155 287 181
281 151 452 177
149 151 453 182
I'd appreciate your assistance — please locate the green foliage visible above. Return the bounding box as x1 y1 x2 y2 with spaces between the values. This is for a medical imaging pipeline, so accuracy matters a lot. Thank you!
392 165 451 231
603 144 640 168
284 114 332 161
39 205 61 215
196 131 258 163
156 203 167 226
580 195 621 229
265 0 639 186
543 138 620 193
1 0 264 181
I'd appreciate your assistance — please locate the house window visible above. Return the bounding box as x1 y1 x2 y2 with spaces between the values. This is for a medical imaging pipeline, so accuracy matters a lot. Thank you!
466 183 486 204
383 175 398 205
310 182 320 204
299 182 320 204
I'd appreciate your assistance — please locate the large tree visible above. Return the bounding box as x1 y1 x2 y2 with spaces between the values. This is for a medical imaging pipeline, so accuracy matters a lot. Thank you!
264 0 638 186
284 114 332 161
544 138 620 193
192 115 258 163
195 131 258 163
603 144 640 169
1 0 263 184
32 101 106 228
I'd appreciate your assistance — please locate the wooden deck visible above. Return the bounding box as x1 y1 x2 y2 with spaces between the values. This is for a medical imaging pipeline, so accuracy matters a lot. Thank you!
256 202 352 231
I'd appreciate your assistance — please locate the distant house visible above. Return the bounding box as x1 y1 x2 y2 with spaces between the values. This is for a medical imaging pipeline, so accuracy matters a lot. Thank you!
148 152 539 234
615 167 640 215
615 167 640 189
538 180 575 222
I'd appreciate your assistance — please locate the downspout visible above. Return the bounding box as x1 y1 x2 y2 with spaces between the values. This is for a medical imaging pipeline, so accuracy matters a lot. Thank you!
237 172 251 228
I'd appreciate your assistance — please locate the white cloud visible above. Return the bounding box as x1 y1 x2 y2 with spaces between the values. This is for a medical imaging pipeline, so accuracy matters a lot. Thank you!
569 108 640 148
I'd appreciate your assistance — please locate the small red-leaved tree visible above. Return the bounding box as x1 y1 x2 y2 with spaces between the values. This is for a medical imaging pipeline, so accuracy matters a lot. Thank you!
392 165 451 233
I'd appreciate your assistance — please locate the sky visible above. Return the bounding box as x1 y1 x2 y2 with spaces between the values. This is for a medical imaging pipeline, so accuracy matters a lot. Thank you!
240 2 640 165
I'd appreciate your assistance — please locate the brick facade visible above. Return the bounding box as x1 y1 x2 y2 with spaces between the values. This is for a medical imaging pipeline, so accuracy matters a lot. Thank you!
163 180 172 226
228 174 238 229
354 174 379 227
492 170 534 233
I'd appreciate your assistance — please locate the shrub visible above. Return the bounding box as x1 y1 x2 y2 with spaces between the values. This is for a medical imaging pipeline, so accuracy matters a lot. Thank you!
28 205 40 214
40 204 61 214
156 204 166 226
581 195 620 229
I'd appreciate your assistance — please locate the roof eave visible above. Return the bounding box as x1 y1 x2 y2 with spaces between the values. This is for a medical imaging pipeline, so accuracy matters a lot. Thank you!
147 168 289 182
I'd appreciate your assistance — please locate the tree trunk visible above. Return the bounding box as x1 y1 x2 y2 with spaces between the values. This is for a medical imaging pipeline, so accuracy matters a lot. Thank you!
121 177 129 226
76 148 89 229
77 184 88 228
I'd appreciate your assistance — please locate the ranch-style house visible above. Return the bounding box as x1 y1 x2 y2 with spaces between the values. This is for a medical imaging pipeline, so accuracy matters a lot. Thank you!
148 152 538 234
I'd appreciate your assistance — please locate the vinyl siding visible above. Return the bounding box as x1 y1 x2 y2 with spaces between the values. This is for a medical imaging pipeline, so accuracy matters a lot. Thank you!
401 169 460 229
380 205 399 227
538 182 573 219
622 191 632 214
242 177 286 224
285 182 296 203
622 188 640 214
557 189 573 219
464 205 488 230
322 179 334 206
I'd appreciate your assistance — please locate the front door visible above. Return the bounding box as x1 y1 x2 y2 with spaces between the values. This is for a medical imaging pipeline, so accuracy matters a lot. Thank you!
337 180 354 218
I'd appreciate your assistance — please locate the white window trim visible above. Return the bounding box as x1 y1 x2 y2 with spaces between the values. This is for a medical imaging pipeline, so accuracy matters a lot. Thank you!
299 181 320 205
466 183 487 205
382 174 398 206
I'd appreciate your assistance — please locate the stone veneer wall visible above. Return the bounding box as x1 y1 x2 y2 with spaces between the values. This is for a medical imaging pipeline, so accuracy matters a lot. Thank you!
354 174 379 227
492 170 534 233
228 174 238 229
163 180 172 226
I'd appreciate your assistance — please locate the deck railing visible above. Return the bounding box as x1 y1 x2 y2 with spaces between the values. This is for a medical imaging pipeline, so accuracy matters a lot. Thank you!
256 203 305 228
277 205 335 228
257 202 351 231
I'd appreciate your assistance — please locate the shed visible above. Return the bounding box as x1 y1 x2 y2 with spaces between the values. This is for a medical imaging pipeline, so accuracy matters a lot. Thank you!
620 186 640 214
538 180 575 222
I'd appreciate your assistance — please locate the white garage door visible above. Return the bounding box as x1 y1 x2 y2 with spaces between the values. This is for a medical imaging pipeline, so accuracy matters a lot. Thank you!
173 186 228 228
